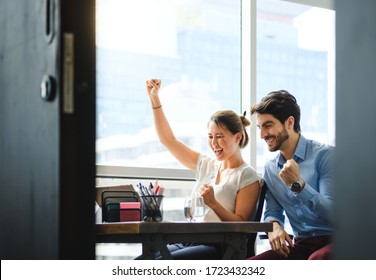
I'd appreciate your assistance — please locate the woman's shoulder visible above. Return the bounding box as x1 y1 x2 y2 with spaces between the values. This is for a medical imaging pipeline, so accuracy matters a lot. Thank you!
197 154 216 166
195 154 220 181
236 163 261 183
238 162 258 174
197 154 219 168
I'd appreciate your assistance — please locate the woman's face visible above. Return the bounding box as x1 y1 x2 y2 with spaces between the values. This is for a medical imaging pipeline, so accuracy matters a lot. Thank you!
207 121 240 161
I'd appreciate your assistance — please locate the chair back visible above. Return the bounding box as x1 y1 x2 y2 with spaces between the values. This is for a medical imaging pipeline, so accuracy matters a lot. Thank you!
246 181 267 258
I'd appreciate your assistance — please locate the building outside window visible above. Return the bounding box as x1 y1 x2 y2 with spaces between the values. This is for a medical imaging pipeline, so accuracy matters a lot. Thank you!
255 0 335 170
96 0 242 169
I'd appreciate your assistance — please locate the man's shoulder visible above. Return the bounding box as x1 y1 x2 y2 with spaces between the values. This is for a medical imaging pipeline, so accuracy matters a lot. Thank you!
306 138 335 152
264 153 280 169
304 138 335 165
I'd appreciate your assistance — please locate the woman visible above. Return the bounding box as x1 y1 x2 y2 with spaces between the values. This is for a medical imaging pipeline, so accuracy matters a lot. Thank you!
145 78 261 259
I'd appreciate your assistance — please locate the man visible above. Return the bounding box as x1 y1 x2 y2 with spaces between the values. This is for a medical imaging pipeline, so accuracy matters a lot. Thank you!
248 90 334 260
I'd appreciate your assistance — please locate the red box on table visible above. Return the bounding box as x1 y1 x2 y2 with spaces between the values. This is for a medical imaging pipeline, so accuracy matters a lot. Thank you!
120 202 141 222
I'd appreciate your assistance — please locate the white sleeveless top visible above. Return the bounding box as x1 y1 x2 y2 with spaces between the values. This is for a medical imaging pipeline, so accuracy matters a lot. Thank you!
192 154 261 222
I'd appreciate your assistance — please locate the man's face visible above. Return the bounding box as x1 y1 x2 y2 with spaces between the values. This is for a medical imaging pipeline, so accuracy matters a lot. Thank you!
256 113 289 152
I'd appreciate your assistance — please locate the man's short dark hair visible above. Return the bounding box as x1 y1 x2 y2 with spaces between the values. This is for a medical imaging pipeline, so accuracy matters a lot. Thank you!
250 90 301 133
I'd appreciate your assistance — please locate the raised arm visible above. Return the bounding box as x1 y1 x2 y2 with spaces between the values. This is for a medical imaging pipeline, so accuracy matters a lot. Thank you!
146 79 200 172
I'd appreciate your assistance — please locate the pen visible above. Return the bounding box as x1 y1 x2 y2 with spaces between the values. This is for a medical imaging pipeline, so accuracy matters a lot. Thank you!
148 182 155 195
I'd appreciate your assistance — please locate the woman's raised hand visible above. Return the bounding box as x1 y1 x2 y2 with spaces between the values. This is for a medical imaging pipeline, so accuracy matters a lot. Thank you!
146 79 161 97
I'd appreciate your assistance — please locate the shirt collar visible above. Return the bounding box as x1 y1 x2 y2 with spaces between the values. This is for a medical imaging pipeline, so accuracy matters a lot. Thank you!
294 134 307 161
276 134 307 167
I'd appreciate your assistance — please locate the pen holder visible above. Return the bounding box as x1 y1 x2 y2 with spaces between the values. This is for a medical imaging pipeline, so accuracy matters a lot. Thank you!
141 195 164 222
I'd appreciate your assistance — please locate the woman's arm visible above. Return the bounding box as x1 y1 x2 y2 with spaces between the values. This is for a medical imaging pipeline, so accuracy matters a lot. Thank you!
146 79 200 172
200 181 260 221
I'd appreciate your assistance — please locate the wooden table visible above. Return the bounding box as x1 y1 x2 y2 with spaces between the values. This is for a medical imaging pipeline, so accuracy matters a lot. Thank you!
96 221 272 259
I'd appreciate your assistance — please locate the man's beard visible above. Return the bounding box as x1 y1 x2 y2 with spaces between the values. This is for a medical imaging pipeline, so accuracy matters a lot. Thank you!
269 127 289 152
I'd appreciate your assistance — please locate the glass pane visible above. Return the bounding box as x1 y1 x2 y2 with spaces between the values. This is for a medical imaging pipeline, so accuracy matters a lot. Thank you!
96 0 241 169
255 0 335 172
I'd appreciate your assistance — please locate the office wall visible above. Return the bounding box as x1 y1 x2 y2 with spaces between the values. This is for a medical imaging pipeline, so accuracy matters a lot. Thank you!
334 0 376 259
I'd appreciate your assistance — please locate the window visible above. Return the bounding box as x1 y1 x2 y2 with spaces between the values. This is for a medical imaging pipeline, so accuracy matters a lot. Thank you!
254 0 335 171
96 0 335 174
96 0 242 170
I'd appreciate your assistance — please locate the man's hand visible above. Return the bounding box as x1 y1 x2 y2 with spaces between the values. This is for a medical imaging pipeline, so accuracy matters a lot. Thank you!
268 222 294 257
279 159 301 186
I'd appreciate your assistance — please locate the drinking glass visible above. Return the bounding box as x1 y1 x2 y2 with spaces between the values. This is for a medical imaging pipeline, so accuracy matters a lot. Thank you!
184 197 194 222
184 196 205 222
194 196 205 218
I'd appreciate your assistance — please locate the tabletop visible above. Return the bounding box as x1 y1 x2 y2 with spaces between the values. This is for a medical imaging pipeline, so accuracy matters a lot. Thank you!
96 221 272 260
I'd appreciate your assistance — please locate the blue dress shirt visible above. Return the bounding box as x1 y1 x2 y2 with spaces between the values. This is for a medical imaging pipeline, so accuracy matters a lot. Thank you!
263 135 335 239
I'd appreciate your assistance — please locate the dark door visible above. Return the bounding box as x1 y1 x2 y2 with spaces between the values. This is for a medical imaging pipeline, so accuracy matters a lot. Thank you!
0 0 95 259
